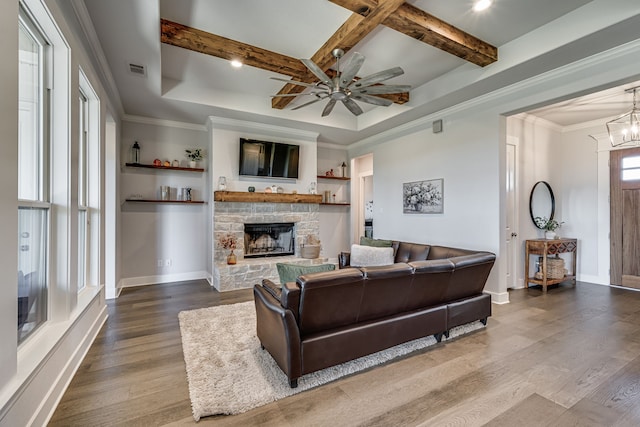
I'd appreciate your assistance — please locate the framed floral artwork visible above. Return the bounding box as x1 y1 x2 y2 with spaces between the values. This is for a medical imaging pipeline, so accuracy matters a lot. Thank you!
403 179 444 214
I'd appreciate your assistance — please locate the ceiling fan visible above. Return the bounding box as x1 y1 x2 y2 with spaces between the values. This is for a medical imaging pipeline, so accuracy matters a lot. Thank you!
271 48 411 117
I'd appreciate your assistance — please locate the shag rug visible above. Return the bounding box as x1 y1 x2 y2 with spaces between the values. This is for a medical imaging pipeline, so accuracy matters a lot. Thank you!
178 301 485 421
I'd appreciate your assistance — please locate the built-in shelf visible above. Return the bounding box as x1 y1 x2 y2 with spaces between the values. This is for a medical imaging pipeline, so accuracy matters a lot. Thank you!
125 162 205 172
317 175 350 181
125 199 205 204
214 191 321 204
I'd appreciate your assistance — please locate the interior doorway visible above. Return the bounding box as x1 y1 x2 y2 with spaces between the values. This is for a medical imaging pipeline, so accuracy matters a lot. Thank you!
506 137 520 289
610 146 640 289
351 153 373 244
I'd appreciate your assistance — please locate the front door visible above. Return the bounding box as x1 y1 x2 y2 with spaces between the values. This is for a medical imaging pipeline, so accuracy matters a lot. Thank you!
610 147 640 288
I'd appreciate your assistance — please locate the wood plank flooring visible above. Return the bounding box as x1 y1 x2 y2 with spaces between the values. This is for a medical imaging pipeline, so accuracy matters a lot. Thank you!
49 281 640 426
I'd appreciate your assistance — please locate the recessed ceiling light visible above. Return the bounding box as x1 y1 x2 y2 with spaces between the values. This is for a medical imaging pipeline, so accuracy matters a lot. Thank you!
230 60 243 68
473 0 492 12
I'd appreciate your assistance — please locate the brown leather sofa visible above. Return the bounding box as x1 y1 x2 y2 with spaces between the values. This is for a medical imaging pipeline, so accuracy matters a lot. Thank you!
253 241 495 388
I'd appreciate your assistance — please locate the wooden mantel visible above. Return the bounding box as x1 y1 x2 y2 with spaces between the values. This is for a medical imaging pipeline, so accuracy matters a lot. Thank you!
213 191 322 204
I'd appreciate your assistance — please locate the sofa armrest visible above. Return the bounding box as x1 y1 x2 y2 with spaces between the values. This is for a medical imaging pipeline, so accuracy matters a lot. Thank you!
253 285 302 387
338 251 351 269
261 278 282 301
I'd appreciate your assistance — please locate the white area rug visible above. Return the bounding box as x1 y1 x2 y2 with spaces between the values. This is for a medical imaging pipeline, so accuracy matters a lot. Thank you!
178 301 485 421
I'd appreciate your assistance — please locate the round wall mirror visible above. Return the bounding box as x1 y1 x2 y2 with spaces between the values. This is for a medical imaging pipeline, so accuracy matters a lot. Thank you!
529 181 555 228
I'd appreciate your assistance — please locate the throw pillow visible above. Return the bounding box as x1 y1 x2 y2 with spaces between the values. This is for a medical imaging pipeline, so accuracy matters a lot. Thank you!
350 244 394 267
276 263 336 284
359 236 393 247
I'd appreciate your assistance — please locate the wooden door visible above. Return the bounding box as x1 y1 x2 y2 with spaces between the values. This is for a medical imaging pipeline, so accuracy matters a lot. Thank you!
610 147 640 288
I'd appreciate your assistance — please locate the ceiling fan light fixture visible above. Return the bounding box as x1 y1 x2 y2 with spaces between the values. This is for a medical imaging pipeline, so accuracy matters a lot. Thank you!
607 87 640 147
274 49 410 117
473 0 492 12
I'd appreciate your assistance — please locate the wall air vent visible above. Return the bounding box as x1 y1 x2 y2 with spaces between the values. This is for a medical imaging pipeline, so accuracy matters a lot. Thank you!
128 63 146 77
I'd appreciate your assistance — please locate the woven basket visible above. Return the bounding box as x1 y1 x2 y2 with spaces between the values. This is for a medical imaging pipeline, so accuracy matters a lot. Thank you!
547 257 565 279
300 245 320 259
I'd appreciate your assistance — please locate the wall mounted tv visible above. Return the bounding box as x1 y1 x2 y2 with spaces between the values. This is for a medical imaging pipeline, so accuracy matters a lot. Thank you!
239 138 300 179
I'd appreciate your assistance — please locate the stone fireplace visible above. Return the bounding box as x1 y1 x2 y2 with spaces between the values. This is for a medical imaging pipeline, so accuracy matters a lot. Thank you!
212 197 323 291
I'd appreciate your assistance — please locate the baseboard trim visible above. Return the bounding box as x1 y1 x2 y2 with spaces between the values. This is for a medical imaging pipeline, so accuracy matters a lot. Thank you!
120 271 209 288
485 290 510 305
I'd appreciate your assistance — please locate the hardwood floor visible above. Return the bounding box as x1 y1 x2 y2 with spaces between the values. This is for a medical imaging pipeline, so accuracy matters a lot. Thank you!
49 281 640 426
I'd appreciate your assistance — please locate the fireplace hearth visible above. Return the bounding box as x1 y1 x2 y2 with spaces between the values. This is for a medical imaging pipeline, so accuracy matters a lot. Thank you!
244 222 295 258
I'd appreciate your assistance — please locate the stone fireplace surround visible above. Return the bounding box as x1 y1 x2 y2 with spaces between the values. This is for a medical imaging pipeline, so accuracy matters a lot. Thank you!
213 198 324 291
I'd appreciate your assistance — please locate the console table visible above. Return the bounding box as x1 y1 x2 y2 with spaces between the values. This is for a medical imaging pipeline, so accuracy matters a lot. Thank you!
525 238 578 292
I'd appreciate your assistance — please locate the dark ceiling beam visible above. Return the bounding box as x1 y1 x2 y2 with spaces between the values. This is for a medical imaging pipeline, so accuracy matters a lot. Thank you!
329 0 498 66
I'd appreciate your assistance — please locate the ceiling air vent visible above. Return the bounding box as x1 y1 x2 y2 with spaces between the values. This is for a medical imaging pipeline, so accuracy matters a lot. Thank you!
128 63 146 77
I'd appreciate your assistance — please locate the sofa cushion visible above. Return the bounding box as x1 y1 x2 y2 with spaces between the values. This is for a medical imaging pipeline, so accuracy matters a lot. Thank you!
350 244 395 267
360 236 393 247
395 242 430 263
276 263 336 284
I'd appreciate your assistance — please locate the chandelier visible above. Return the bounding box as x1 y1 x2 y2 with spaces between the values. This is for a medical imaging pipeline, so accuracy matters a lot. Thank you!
607 87 640 147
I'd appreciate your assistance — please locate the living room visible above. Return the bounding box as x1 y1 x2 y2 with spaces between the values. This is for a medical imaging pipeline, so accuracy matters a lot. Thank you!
3 0 640 425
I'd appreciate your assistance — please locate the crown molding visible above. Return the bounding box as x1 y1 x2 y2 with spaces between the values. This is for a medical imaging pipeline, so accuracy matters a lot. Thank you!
317 142 348 151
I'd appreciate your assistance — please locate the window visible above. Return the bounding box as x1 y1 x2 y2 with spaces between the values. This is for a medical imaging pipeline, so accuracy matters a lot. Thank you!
621 155 640 181
78 91 88 292
18 9 50 343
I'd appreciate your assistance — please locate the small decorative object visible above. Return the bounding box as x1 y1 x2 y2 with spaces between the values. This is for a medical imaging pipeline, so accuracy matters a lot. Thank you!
403 179 444 214
332 193 336 203
131 141 141 164
264 187 272 193
324 190 331 203
248 186 255 192
160 185 170 201
271 184 278 193
277 186 284 194
185 148 204 168
325 169 335 177
163 160 171 167
300 234 321 259
292 190 297 194
308 181 317 194
172 159 179 167
184 187 192 201
534 216 564 239
340 161 347 178
153 158 162 166
218 233 238 265
218 176 227 191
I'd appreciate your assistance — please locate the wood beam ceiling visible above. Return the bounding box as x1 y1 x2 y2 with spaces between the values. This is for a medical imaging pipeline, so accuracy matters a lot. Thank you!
329 0 497 66
160 0 497 111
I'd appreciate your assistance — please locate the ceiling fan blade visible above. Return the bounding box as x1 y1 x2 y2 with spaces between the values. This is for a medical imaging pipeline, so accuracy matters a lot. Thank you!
271 92 320 98
322 99 337 117
350 67 405 89
352 85 412 95
291 97 324 111
352 94 393 107
339 52 365 88
342 98 364 116
270 77 319 88
301 59 333 86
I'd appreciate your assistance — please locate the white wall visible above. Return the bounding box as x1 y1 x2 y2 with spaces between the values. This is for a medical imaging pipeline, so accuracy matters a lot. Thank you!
317 146 351 259
119 119 209 286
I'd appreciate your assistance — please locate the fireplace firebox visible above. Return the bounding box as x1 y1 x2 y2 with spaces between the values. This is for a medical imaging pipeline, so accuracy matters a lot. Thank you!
244 223 295 258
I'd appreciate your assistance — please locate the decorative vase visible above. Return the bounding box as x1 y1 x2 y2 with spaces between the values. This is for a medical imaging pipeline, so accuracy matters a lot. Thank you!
226 250 237 265
189 160 197 168
545 231 556 239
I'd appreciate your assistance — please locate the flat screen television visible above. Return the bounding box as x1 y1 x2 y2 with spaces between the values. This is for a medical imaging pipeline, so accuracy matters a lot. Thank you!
239 138 299 179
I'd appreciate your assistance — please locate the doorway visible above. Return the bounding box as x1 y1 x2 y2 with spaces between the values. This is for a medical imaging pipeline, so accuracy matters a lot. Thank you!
351 153 373 244
506 137 520 289
610 147 640 289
